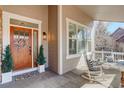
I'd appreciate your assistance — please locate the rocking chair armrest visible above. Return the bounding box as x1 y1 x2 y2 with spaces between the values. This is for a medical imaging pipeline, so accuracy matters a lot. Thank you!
93 65 102 68
93 65 103 71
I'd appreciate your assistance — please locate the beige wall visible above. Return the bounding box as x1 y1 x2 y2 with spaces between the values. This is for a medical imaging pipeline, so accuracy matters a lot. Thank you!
0 5 49 67
48 6 58 73
62 5 93 73
0 5 93 75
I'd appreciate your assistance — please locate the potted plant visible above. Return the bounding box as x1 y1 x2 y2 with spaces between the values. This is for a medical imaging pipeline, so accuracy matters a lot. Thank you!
37 45 46 73
1 45 13 84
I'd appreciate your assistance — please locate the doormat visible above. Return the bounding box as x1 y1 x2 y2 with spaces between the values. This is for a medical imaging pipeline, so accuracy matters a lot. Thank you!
13 71 39 81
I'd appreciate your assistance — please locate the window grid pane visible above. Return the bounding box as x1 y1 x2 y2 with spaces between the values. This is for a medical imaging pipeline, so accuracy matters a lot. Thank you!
69 23 77 39
78 40 86 53
68 21 91 56
69 39 77 55
87 41 91 52
77 25 86 53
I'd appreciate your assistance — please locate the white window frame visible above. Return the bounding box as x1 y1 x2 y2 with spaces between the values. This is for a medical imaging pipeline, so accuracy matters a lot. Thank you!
86 28 92 52
66 18 88 59
86 39 91 52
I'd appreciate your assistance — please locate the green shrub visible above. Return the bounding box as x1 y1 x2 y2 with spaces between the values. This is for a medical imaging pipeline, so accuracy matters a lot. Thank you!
37 45 46 65
1 45 13 73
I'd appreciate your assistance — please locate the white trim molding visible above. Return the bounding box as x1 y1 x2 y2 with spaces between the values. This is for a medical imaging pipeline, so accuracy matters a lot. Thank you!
66 54 81 59
66 17 88 59
2 11 42 70
3 11 42 50
66 18 88 28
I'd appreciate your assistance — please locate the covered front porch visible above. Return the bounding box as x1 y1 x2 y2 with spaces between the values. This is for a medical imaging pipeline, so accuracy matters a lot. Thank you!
0 5 124 88
0 68 120 88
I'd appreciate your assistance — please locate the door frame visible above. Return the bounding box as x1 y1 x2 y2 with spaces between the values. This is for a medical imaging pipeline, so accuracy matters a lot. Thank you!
2 11 42 69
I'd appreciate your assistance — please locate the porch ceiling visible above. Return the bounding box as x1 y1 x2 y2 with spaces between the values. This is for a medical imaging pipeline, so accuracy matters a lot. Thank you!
78 5 124 22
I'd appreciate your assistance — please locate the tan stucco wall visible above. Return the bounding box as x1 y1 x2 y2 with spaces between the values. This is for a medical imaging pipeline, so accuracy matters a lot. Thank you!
48 6 58 73
0 5 49 67
62 5 93 73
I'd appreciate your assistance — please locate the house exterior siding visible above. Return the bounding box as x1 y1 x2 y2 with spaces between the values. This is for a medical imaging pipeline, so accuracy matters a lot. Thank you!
0 5 94 76
0 5 49 67
48 6 58 73
62 5 93 73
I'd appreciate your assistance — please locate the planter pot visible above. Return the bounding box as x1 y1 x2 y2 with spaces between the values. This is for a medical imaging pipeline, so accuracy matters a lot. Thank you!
38 65 45 73
2 71 12 84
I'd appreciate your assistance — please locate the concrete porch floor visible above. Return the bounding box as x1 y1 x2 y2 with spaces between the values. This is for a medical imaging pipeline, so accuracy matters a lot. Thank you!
0 68 121 88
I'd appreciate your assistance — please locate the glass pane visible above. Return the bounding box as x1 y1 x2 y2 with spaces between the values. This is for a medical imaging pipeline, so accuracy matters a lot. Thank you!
87 30 91 40
87 41 91 52
78 40 85 53
13 31 19 49
33 31 38 66
14 31 18 39
25 32 29 39
69 39 77 55
77 26 85 40
69 23 76 38
19 31 24 39
10 18 39 29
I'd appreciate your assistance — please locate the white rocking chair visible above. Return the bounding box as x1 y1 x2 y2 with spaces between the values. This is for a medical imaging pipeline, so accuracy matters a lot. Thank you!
81 52 116 88
81 52 105 83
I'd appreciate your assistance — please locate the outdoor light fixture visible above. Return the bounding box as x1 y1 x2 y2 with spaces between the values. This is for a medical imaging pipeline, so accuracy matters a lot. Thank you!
43 32 47 40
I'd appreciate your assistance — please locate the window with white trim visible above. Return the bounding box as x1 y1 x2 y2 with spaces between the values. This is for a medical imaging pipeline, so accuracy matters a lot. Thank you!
67 19 91 58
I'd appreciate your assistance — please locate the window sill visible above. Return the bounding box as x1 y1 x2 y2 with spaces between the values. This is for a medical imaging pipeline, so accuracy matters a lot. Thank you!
66 54 82 59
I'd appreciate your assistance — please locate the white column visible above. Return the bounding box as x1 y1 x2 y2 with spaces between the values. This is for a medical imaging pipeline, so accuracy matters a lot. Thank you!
91 21 99 60
58 5 63 75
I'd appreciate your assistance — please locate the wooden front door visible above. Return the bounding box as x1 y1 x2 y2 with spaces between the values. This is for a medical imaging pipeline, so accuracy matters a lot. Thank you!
10 26 32 70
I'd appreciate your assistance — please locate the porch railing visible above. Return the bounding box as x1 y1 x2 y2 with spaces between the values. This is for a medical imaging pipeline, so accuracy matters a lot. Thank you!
93 51 124 62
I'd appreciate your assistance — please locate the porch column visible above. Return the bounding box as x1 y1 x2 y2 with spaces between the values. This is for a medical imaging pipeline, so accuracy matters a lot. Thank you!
58 5 63 75
91 21 99 60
